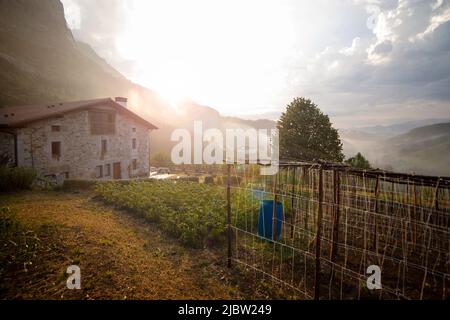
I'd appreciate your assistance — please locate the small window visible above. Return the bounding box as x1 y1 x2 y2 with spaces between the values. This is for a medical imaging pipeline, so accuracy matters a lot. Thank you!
101 140 107 155
51 141 61 160
95 165 103 178
132 127 136 133
132 159 138 170
132 138 137 149
105 164 111 177
51 125 61 132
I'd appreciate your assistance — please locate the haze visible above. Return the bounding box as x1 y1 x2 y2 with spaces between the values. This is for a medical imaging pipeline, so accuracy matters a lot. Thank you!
61 0 450 127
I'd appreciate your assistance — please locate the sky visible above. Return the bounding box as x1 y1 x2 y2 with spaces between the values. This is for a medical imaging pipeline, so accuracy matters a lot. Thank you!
61 0 450 127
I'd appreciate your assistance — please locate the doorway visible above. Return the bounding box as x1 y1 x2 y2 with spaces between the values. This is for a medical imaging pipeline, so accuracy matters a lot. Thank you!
113 162 121 179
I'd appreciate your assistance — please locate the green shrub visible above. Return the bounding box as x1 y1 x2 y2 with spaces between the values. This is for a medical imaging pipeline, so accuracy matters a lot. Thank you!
0 165 37 192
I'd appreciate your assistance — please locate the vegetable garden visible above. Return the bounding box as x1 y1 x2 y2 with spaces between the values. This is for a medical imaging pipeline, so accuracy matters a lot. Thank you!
95 162 450 300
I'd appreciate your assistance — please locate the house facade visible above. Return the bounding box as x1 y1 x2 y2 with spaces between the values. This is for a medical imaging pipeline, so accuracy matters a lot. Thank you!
0 97 157 180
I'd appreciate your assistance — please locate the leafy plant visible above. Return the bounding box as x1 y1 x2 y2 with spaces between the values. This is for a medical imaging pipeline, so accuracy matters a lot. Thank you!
0 165 37 192
95 180 259 248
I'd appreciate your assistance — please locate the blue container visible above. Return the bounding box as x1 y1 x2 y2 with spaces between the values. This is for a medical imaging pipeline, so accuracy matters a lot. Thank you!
258 200 283 241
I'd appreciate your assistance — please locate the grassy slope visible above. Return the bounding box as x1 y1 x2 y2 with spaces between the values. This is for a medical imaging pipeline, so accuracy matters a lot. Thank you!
0 190 241 299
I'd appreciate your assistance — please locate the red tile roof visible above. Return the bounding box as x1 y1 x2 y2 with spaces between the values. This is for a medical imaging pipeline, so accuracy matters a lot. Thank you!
0 98 158 130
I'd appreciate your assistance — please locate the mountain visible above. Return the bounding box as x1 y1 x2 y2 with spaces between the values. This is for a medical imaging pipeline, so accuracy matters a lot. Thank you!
355 118 450 138
0 0 275 155
339 129 384 158
345 123 450 176
378 123 450 176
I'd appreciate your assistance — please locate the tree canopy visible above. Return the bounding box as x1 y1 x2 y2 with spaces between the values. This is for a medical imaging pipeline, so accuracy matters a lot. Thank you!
277 97 344 162
345 152 372 169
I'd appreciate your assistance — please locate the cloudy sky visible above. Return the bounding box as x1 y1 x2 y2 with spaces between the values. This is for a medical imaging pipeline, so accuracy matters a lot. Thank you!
61 0 450 127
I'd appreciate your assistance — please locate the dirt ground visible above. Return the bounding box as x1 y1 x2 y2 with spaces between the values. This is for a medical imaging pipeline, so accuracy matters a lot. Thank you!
0 190 246 300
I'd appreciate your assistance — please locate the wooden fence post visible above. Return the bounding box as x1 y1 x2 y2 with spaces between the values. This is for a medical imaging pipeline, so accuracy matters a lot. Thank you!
273 171 279 241
291 166 297 239
433 178 440 226
227 164 232 268
412 181 417 247
373 175 380 253
331 169 340 262
314 166 323 300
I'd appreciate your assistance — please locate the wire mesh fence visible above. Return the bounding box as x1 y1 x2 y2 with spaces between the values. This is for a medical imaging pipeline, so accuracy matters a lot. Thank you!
217 162 450 300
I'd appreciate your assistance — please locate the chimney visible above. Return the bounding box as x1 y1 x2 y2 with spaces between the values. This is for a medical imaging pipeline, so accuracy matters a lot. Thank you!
115 97 128 108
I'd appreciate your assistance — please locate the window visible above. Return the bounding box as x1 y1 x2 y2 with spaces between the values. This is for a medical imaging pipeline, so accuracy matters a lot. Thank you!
132 138 137 149
101 140 107 155
51 141 61 160
132 159 138 170
51 125 61 132
132 127 136 133
89 111 116 135
105 164 111 177
95 165 103 178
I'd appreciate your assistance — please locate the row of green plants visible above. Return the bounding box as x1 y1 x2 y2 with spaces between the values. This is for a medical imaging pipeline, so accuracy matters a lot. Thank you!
95 180 260 248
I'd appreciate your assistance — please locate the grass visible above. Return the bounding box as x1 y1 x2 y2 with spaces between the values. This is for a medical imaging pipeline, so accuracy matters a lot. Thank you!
0 190 267 299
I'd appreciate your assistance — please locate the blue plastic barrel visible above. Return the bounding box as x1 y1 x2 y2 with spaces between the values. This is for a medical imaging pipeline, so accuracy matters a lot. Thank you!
258 200 283 241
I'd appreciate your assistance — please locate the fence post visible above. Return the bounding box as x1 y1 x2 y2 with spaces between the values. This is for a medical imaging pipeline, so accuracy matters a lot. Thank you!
227 164 232 268
314 166 323 300
432 178 440 226
373 175 380 253
291 166 296 239
331 169 340 262
412 181 417 247
273 171 279 241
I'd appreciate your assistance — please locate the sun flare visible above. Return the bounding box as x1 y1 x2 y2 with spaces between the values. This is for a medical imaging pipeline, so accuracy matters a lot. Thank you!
115 0 295 114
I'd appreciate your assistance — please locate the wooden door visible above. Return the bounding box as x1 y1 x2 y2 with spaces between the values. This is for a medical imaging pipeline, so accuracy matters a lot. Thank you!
113 162 121 179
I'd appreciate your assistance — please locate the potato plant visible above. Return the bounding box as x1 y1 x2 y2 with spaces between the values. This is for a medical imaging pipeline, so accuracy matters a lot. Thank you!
95 180 259 248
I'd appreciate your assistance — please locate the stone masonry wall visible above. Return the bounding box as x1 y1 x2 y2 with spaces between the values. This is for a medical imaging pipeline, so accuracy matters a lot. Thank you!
15 104 151 179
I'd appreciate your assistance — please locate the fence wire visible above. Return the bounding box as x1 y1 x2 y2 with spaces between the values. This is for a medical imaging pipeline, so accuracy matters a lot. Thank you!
221 162 450 300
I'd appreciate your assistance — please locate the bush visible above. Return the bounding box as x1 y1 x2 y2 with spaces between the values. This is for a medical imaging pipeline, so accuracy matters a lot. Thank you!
0 166 37 192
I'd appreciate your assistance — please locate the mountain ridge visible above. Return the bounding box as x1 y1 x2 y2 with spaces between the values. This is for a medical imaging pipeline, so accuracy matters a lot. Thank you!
0 0 275 154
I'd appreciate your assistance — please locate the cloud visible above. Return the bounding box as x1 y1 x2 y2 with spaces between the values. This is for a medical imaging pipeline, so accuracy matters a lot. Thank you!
60 0 450 127
285 0 450 127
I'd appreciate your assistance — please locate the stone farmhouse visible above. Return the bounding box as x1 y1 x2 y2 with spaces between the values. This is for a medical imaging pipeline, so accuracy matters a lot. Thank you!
0 97 157 181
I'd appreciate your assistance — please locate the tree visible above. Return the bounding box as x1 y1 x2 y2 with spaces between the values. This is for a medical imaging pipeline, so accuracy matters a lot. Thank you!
345 152 372 169
277 97 344 162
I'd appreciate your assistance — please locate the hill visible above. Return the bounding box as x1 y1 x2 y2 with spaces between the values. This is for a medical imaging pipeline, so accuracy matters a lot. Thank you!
0 0 275 154
365 123 450 176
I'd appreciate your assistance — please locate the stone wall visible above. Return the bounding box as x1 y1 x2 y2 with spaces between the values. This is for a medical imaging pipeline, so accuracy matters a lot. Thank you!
14 104 151 179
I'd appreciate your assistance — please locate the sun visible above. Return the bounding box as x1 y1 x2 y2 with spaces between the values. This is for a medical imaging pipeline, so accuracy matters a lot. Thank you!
115 0 295 115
